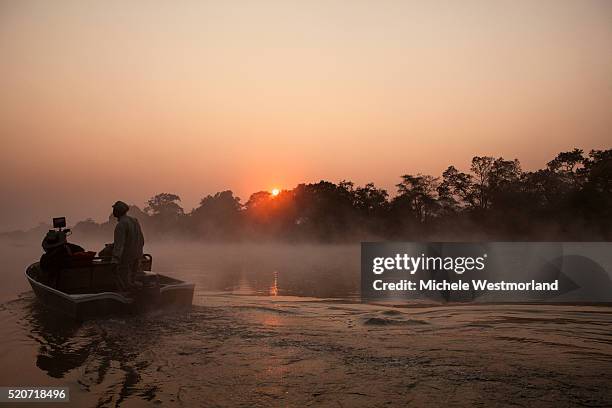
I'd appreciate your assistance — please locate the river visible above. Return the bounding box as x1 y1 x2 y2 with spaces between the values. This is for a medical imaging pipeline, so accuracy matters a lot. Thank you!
1 239 611 407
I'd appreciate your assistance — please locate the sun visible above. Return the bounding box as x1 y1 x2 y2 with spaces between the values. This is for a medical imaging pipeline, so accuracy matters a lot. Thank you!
271 188 280 196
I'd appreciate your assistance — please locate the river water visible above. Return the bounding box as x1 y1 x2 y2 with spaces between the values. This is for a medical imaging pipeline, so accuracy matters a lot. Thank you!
1 239 611 407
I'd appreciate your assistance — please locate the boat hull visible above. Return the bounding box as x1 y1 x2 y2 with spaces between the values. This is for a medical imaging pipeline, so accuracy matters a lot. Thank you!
26 263 194 320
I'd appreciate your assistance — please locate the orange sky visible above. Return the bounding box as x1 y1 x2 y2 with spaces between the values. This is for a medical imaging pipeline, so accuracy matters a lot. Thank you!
1 0 611 230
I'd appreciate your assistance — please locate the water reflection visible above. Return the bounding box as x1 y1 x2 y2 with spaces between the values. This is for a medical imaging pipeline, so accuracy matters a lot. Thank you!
270 271 279 296
203 264 358 299
17 297 177 404
24 300 92 378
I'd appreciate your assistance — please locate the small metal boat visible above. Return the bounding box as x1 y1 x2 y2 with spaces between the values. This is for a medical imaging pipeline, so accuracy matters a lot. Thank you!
26 258 195 320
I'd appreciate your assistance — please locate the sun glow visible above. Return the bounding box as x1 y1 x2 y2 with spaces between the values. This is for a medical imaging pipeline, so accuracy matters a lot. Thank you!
271 188 280 196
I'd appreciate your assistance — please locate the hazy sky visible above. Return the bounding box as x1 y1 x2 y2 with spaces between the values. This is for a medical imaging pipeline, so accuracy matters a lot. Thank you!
1 0 611 230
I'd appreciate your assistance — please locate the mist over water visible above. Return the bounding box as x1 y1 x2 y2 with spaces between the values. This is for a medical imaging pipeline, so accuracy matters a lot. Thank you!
151 241 360 299
0 238 360 302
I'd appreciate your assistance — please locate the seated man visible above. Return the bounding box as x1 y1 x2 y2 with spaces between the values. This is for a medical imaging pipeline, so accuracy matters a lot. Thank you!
40 230 85 287
110 201 145 290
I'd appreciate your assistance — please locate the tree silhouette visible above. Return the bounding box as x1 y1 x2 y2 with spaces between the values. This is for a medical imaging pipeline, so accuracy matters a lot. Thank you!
33 147 611 242
145 193 184 216
144 193 184 235
191 191 242 239
394 174 439 223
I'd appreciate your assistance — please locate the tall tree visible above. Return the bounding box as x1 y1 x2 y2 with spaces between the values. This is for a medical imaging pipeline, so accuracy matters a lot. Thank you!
145 193 184 217
191 191 242 239
145 193 184 234
395 174 439 223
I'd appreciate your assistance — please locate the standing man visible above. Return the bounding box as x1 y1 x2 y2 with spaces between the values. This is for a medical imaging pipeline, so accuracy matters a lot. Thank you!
111 201 145 290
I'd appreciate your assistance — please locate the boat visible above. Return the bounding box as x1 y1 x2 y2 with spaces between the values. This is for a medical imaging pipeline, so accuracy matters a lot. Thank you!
26 257 195 320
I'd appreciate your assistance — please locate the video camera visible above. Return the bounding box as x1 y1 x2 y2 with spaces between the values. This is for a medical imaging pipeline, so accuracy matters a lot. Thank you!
53 217 66 229
51 217 71 236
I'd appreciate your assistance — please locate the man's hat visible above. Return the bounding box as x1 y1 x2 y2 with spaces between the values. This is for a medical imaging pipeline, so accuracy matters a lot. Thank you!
42 230 67 251
112 201 130 215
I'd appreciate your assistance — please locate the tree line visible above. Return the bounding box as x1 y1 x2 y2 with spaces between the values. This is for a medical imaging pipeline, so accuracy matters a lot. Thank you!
68 148 611 241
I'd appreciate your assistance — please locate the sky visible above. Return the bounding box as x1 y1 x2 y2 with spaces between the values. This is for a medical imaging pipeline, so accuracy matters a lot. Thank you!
0 0 611 231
